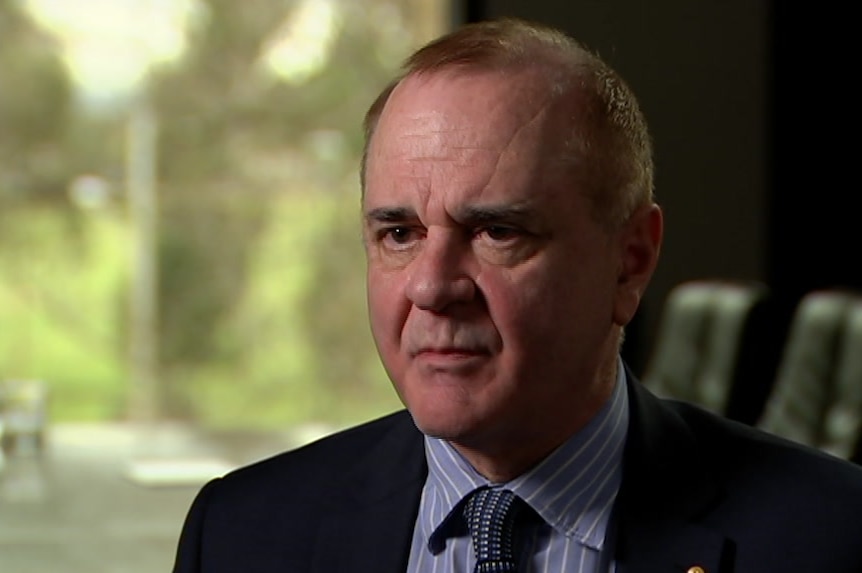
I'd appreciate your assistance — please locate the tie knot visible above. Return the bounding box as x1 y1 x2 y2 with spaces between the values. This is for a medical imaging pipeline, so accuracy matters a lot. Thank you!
463 488 523 573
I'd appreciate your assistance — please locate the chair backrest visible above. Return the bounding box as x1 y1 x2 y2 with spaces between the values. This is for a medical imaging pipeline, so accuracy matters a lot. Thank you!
757 290 858 452
815 298 862 462
643 279 770 416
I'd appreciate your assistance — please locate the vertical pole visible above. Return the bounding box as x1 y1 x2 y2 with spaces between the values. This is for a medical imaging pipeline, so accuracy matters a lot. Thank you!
126 95 159 424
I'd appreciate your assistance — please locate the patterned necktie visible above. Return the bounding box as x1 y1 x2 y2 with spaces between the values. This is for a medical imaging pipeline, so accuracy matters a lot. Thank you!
463 488 524 573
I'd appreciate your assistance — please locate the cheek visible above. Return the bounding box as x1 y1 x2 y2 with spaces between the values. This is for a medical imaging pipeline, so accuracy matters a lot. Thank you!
367 269 408 349
479 254 615 349
476 266 549 346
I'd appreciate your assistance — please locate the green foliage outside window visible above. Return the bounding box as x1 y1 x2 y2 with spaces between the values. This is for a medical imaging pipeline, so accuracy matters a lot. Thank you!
0 0 444 430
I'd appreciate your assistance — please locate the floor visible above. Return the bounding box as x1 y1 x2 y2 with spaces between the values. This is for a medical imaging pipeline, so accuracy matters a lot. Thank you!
0 422 332 573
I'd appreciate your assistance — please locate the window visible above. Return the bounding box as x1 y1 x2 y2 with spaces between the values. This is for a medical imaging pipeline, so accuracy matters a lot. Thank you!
0 1 448 570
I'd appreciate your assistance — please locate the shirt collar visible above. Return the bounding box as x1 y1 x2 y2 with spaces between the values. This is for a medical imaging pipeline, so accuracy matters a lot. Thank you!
420 358 629 552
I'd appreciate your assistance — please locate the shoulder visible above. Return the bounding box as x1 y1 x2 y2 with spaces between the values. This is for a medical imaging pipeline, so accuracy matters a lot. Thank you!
178 410 422 548
627 372 862 493
669 398 862 493
182 410 423 527
666 400 862 566
625 377 862 519
212 409 420 496
621 383 862 570
651 393 862 560
174 412 424 570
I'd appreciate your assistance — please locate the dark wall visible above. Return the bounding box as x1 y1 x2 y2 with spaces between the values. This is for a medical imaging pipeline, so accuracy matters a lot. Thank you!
460 1 768 373
767 3 862 313
455 2 857 377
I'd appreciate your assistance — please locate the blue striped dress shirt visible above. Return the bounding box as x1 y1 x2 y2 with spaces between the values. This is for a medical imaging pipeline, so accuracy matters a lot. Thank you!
406 359 629 573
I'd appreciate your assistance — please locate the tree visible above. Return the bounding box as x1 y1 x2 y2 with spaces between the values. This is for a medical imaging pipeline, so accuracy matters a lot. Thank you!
0 0 72 206
145 0 434 424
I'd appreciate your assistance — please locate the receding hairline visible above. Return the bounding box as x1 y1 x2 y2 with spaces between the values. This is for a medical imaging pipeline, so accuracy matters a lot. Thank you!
360 18 655 227
362 19 592 143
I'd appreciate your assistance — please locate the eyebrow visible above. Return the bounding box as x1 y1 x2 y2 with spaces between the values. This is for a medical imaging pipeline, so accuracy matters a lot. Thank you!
458 204 535 226
364 207 416 224
363 204 538 226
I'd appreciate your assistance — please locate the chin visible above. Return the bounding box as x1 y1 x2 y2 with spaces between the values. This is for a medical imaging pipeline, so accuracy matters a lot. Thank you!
396 368 503 440
407 405 480 442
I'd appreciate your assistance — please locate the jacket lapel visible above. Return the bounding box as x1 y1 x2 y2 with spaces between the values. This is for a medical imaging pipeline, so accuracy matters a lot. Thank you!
311 412 427 573
308 373 733 573
614 373 728 573
615 514 726 573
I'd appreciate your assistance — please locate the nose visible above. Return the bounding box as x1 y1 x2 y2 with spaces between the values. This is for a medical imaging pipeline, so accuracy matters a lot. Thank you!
405 231 476 312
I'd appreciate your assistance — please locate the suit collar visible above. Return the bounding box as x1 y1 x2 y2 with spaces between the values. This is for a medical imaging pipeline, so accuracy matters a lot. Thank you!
614 369 727 573
312 412 427 573
310 368 731 573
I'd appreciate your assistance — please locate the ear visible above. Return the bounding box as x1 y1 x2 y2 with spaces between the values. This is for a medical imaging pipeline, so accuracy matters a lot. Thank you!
613 203 663 326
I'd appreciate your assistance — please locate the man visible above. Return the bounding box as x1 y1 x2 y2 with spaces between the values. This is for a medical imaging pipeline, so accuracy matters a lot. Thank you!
173 18 862 573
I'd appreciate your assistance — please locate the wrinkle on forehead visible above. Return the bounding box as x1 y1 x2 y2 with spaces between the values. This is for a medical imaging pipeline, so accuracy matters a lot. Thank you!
366 69 583 212
389 101 559 172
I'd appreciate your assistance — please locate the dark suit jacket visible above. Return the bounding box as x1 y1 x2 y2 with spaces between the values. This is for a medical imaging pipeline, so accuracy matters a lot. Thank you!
173 374 862 572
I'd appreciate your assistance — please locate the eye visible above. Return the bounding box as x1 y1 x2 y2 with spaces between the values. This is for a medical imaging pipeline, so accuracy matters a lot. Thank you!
378 226 422 250
479 225 520 242
384 227 413 243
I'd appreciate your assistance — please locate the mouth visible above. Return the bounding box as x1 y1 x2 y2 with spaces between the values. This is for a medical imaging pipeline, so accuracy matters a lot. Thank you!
413 346 488 357
411 347 491 371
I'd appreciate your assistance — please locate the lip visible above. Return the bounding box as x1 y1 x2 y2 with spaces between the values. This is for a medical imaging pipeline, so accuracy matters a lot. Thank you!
412 347 490 368
413 346 488 357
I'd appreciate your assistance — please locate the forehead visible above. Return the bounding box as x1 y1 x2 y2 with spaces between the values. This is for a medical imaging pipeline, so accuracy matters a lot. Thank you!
365 69 580 207
373 68 556 154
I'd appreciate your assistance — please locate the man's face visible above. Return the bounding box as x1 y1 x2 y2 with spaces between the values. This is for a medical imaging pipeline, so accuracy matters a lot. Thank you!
362 69 650 456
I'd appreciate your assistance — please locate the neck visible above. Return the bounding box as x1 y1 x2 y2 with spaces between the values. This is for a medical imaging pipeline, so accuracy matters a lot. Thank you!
451 359 620 483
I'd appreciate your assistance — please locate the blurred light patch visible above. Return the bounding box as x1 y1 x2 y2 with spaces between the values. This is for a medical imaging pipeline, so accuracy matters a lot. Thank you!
68 174 112 210
25 0 199 104
260 0 342 85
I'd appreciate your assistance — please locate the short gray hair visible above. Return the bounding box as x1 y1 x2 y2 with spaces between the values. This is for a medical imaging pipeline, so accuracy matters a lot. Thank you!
361 18 654 228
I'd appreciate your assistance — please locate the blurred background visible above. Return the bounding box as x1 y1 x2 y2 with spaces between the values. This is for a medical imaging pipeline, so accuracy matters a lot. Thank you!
1 0 447 571
1 1 855 572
